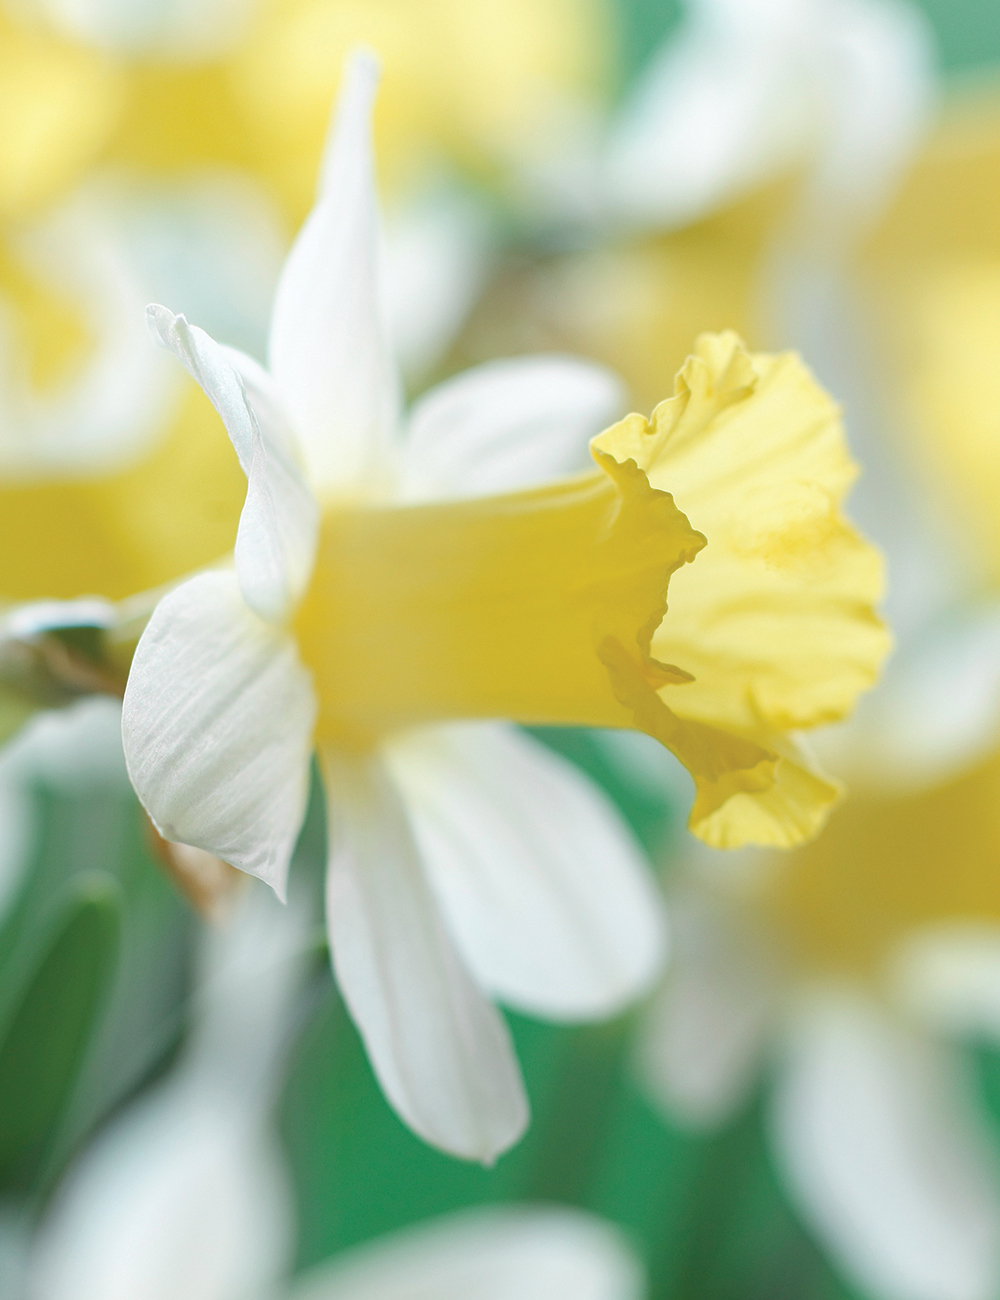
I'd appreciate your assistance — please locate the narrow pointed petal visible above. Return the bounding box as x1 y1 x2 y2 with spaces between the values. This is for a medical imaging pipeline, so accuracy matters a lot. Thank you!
122 571 316 899
268 50 401 495
290 1206 645 1300
320 749 528 1162
148 306 317 622
385 722 666 1020
400 357 624 502
771 990 1000 1300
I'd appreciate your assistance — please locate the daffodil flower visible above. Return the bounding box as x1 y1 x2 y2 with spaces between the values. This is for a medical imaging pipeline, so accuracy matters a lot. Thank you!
121 51 886 1160
28 883 302 1300
596 0 932 237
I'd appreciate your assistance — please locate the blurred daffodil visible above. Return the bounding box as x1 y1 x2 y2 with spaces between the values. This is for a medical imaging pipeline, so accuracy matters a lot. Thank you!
5 0 611 227
120 52 886 1160
26 881 301 1300
490 0 933 413
14 854 638 1300
0 2 259 621
860 84 1000 595
638 752 1000 1300
0 0 603 622
598 0 931 241
605 27 1000 1300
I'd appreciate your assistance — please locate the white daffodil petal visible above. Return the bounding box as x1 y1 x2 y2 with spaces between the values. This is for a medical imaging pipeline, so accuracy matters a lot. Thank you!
222 343 320 620
771 989 1000 1300
385 187 494 383
815 604 1000 794
148 306 317 621
889 924 1000 1044
799 0 933 230
635 895 777 1127
30 888 300 1300
320 750 528 1163
122 570 316 899
0 188 180 479
188 882 312 1095
290 1206 645 1300
385 723 666 1020
605 0 810 229
30 1085 293 1300
19 0 259 60
268 50 400 495
221 345 299 461
399 356 624 502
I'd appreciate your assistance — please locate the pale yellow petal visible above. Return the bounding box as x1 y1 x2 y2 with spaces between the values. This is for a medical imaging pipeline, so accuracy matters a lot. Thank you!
882 260 1000 585
593 332 886 846
597 635 841 848
690 732 843 851
595 331 889 739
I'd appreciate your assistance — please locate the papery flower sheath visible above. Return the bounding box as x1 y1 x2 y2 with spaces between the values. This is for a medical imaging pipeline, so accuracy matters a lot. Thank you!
122 51 887 1161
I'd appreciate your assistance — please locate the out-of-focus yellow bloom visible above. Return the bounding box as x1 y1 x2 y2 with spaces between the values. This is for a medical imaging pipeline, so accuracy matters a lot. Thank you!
861 86 1000 588
761 750 1000 977
0 391 245 602
229 0 612 222
514 178 794 414
0 12 122 220
4 0 613 227
0 0 611 612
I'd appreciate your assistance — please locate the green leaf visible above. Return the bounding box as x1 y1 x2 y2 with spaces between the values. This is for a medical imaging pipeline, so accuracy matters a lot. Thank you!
0 874 121 1193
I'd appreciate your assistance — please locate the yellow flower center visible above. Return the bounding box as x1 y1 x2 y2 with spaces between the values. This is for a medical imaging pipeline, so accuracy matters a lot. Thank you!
760 753 1000 976
295 451 705 748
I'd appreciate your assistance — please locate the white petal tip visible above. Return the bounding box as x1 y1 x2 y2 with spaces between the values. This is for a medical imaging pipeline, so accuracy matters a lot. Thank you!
146 304 183 348
346 45 382 90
